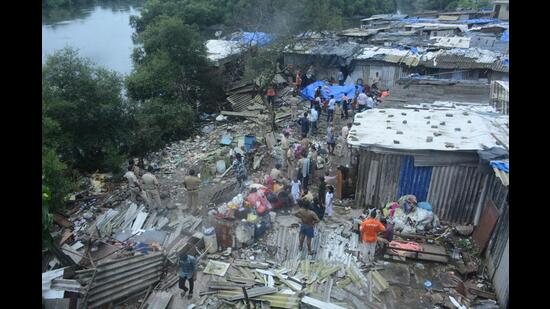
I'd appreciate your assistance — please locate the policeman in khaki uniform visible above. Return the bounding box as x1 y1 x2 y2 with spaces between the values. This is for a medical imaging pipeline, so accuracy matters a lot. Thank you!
183 169 201 214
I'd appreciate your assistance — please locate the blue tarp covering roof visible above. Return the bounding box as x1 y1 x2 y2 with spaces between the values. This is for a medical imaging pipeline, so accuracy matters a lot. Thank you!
301 81 363 101
400 17 438 23
490 160 509 173
232 32 274 47
500 30 509 42
461 18 501 24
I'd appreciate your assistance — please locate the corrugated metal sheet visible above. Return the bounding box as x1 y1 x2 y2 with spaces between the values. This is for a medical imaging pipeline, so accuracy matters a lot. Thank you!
420 54 509 73
86 252 165 308
397 156 433 202
355 151 402 208
491 238 509 307
427 165 484 224
227 93 264 112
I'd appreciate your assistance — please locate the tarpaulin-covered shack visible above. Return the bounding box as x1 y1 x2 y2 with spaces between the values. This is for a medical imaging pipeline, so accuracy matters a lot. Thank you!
347 107 508 225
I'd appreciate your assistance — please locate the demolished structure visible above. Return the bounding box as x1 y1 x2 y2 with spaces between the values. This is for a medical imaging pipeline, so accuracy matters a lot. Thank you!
43 8 509 309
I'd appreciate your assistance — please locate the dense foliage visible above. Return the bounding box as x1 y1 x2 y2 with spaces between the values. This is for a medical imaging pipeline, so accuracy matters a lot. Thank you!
43 47 131 172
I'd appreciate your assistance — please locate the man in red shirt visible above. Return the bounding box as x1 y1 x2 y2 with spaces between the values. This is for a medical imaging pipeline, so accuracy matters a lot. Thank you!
266 86 276 106
359 210 386 265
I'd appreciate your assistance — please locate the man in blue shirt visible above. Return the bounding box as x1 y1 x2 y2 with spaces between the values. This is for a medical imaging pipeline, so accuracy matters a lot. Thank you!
178 254 197 299
327 95 336 123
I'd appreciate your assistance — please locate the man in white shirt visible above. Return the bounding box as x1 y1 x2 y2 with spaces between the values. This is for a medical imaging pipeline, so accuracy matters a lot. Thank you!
340 123 352 158
327 95 336 123
366 95 375 109
308 106 318 135
357 91 368 112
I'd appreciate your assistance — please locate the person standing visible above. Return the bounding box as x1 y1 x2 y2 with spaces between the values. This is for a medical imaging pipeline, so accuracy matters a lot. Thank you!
312 197 325 221
286 146 296 180
366 94 375 110
300 133 310 151
270 163 283 182
290 93 300 121
327 95 336 123
318 176 326 207
340 123 352 158
294 202 320 256
309 145 318 180
352 85 360 114
314 86 323 101
357 91 368 112
327 125 336 155
124 167 145 204
325 186 334 218
290 177 301 205
183 169 201 213
337 70 345 86
372 72 380 89
129 159 142 177
297 151 311 191
377 217 394 249
178 254 197 299
266 85 276 106
298 112 310 137
359 210 386 266
341 93 349 119
281 132 290 168
142 166 161 209
324 170 337 188
295 70 302 91
232 153 247 188
308 106 318 135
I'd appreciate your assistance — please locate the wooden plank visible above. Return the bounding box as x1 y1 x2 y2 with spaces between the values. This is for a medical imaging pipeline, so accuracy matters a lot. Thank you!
221 111 260 118
145 291 173 309
53 213 73 228
472 200 500 253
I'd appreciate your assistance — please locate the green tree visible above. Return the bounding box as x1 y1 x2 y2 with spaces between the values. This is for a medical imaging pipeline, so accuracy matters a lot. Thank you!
43 47 130 172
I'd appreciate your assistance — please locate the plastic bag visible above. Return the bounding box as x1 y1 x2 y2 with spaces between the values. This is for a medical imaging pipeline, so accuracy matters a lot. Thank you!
418 201 433 211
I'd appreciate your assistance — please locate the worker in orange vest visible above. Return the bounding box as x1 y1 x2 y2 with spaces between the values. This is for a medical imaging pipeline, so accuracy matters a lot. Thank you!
359 210 386 266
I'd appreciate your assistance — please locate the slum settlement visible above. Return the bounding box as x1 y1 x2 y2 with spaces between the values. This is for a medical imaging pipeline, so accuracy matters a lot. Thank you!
43 7 509 309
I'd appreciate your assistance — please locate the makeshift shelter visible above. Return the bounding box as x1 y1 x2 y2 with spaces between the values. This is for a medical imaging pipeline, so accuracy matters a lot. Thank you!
347 107 508 225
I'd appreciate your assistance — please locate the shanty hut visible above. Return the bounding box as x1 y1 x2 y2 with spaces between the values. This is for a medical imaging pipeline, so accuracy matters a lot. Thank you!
347 107 508 225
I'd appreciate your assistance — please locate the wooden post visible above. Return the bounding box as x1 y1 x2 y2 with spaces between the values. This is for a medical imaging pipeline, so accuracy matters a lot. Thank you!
336 169 343 200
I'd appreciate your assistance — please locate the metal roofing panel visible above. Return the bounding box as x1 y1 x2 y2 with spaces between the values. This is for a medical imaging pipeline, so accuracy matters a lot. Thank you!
427 165 483 224
86 253 165 308
348 108 509 151
397 156 433 201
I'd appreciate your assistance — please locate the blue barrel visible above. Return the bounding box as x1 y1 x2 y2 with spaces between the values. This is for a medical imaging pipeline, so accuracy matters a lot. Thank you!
244 135 256 152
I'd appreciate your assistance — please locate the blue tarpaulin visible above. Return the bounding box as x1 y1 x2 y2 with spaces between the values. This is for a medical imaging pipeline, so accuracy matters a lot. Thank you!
461 18 501 24
233 32 274 47
301 81 363 101
400 17 438 23
500 30 509 42
490 160 509 173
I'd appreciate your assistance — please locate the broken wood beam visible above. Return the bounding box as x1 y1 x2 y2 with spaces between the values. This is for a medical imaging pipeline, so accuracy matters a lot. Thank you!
221 111 261 118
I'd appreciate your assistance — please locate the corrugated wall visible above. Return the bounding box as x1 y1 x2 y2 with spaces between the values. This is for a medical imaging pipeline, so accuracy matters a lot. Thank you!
355 150 491 225
484 174 509 308
397 156 433 202
427 165 485 224
355 151 402 208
